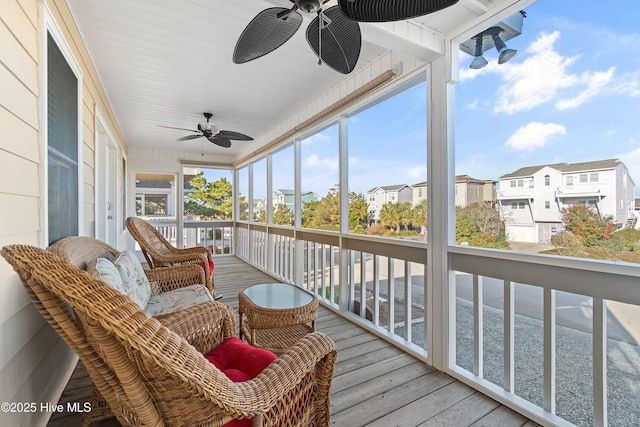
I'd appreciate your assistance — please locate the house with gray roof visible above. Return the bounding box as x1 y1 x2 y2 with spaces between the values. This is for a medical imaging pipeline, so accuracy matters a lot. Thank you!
497 159 636 243
367 184 412 224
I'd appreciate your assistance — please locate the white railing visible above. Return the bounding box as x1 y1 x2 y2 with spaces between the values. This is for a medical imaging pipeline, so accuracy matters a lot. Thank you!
235 223 428 355
143 218 235 256
181 220 640 426
449 247 640 427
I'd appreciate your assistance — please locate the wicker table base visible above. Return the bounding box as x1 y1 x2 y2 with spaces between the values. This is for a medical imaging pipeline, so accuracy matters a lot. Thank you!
238 283 318 354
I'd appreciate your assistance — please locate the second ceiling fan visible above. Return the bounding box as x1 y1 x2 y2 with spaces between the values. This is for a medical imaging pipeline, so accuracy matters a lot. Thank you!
161 113 253 148
233 0 459 74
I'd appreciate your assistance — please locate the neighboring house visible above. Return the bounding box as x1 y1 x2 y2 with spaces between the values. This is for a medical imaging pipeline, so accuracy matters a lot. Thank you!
253 199 266 219
498 159 636 243
273 189 318 212
455 175 497 208
367 184 412 223
412 181 427 206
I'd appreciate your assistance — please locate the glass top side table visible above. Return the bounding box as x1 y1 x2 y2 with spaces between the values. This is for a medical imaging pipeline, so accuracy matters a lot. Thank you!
238 283 318 354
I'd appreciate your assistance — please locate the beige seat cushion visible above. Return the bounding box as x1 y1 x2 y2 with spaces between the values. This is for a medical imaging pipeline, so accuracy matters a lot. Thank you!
145 284 213 317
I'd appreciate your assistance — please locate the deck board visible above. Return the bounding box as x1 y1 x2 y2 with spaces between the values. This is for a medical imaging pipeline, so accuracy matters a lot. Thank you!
47 256 537 427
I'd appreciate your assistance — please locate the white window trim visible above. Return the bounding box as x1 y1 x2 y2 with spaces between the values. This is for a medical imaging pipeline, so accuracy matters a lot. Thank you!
41 4 84 246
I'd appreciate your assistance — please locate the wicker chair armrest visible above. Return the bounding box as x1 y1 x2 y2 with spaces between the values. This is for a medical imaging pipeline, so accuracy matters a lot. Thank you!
202 332 337 418
152 250 208 266
145 264 206 294
170 245 213 262
156 302 236 354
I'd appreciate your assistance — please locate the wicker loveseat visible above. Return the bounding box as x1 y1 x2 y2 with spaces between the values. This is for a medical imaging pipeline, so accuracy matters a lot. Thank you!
48 236 219 327
2 244 337 426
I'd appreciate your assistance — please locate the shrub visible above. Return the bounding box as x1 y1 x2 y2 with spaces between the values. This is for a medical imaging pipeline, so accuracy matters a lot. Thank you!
366 224 386 236
551 233 584 257
614 228 640 250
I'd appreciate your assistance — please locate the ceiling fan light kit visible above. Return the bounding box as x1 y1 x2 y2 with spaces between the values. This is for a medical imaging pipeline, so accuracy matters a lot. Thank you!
233 0 460 74
160 113 253 148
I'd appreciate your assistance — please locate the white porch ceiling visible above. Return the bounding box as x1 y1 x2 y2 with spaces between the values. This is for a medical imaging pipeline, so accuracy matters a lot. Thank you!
66 0 496 160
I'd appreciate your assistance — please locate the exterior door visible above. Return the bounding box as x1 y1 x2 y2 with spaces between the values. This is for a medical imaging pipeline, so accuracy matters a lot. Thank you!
96 119 118 247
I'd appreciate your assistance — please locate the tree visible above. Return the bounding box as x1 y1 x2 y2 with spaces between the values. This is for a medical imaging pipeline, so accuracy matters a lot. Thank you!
302 186 340 230
348 191 369 231
560 204 615 247
185 173 233 219
411 200 428 239
456 203 507 248
380 202 403 232
398 202 413 231
273 204 294 226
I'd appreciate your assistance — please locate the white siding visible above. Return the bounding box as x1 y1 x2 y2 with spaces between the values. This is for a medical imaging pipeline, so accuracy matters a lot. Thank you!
0 1 127 425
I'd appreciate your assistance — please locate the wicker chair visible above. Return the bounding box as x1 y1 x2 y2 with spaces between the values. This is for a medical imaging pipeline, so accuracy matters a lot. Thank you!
2 245 337 426
126 216 216 292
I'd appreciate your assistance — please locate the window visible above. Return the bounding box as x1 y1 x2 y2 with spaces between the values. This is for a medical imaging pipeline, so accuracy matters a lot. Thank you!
347 77 427 235
183 167 233 220
252 158 267 223
590 173 599 182
238 167 249 220
135 173 173 216
301 124 339 230
545 201 550 209
566 176 574 186
579 174 588 183
510 180 516 188
518 201 526 209
272 145 295 226
517 179 524 187
47 33 79 245
545 175 550 186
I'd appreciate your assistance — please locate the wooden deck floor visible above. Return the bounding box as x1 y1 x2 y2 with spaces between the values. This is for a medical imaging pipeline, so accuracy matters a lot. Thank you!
48 256 538 427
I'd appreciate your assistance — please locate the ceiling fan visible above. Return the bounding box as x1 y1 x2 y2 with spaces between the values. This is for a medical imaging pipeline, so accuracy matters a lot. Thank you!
233 0 460 74
160 113 253 148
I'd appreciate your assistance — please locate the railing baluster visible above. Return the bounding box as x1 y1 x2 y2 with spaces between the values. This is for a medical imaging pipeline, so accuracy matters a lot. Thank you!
373 255 380 325
504 280 514 393
405 260 411 342
543 287 556 414
473 274 483 378
360 251 366 318
388 256 394 333
593 297 607 427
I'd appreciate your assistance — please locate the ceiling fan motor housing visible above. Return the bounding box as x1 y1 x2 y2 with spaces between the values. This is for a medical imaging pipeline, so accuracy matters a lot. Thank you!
295 0 324 14
198 122 218 136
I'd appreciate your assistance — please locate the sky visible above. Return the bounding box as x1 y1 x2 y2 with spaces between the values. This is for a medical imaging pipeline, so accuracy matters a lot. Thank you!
456 0 640 194
204 0 640 199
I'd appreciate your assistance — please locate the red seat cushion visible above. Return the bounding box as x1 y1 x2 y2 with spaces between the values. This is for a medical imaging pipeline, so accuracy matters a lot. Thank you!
198 260 215 274
205 337 277 427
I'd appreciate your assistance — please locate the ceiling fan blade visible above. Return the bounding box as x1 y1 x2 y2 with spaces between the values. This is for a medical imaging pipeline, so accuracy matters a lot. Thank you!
218 130 254 141
208 135 232 148
177 134 204 141
307 6 361 74
233 7 303 64
159 125 199 133
337 0 459 22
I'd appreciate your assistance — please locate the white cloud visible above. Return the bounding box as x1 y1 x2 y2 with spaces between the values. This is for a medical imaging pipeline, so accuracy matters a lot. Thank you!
504 121 566 152
494 31 580 114
617 145 640 183
461 31 621 115
301 132 330 145
406 166 426 180
555 67 615 110
305 154 338 169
